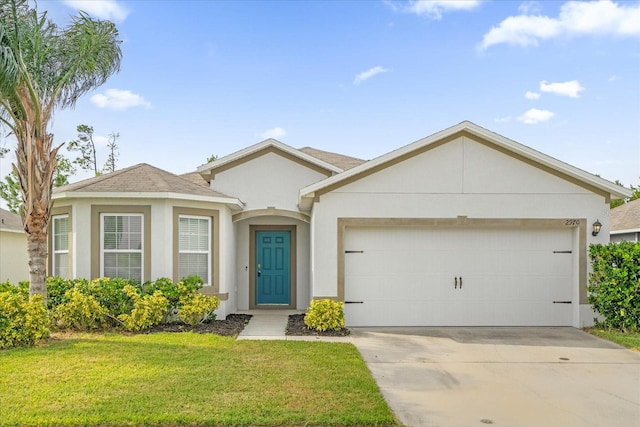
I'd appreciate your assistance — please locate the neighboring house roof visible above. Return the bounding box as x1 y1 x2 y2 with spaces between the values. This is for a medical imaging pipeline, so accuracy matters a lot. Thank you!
299 147 367 171
53 163 243 209
0 208 23 233
610 198 640 234
299 120 632 210
196 139 344 179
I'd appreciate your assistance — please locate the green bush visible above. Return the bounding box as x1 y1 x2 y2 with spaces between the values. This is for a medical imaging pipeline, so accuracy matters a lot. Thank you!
0 292 50 348
117 285 169 332
178 293 219 325
588 241 640 331
77 277 140 319
304 299 345 332
46 276 77 309
52 289 108 330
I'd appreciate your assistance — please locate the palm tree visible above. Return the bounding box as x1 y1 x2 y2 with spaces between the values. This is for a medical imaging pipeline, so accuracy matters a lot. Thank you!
0 0 122 298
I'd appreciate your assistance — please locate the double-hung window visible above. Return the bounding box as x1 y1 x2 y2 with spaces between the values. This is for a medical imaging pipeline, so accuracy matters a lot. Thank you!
52 215 69 278
101 214 143 281
178 215 211 284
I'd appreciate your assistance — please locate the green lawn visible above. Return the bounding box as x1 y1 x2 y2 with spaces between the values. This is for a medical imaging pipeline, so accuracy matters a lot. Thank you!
0 333 399 426
587 328 640 351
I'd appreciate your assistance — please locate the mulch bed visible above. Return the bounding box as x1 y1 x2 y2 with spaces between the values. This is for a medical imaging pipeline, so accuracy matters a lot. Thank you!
145 314 252 337
286 313 350 337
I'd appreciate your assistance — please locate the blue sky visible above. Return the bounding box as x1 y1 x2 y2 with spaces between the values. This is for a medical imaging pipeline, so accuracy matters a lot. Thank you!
1 0 639 199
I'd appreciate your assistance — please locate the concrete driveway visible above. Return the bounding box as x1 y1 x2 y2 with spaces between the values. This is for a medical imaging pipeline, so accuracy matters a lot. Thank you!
351 327 640 427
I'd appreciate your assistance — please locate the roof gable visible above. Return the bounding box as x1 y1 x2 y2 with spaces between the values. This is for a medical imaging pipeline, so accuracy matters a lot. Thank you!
196 139 343 180
610 198 640 232
299 121 631 209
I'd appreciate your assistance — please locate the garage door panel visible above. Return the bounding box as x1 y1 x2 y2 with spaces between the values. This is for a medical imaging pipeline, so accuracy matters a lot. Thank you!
344 226 574 326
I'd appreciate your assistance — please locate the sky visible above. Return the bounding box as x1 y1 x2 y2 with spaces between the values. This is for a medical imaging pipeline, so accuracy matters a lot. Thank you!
1 0 639 206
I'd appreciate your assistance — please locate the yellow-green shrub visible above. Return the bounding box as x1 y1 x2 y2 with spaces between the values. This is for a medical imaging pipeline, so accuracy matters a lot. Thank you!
117 285 168 332
0 292 50 349
178 293 219 325
304 299 345 332
52 289 108 330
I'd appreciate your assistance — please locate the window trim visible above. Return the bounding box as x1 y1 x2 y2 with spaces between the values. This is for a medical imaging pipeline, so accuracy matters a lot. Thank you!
91 205 151 280
177 214 212 285
52 214 69 278
172 207 220 295
100 213 144 282
49 206 72 278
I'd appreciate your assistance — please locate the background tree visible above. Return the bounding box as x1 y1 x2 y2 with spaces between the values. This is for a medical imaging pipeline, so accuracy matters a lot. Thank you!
102 131 120 174
0 0 122 298
67 125 120 175
206 154 218 163
610 179 640 209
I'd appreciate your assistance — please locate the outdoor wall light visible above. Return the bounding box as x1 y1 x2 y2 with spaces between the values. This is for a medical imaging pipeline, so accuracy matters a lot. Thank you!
592 220 602 236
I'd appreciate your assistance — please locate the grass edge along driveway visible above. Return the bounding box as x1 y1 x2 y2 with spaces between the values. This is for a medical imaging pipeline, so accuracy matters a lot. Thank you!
0 332 400 426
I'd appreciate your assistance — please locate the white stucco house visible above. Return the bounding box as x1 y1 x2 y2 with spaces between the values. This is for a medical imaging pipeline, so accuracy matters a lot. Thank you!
0 208 29 283
50 121 631 327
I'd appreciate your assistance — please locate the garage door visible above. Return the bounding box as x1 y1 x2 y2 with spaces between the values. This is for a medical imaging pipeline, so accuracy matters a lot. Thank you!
344 227 574 326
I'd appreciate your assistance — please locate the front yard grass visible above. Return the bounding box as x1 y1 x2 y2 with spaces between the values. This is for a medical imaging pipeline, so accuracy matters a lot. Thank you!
587 328 640 351
0 333 399 426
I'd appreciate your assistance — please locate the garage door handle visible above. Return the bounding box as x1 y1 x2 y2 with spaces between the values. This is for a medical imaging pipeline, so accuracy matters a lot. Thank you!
454 277 458 289
460 277 462 289
345 301 364 304
553 301 572 304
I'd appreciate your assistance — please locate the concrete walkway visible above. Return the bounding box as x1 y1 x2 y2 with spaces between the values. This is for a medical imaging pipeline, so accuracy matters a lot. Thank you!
236 310 351 342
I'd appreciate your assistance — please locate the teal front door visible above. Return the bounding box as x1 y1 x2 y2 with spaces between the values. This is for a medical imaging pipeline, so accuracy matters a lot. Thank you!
256 231 291 305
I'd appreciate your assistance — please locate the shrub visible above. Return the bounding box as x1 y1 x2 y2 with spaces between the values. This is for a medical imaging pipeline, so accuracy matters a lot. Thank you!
46 276 77 309
304 299 345 332
52 289 108 330
77 277 140 319
178 293 219 325
117 285 169 332
0 292 50 348
588 242 640 331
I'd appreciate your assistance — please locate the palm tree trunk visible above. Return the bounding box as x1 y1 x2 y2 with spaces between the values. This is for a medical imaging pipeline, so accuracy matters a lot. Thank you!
15 124 59 300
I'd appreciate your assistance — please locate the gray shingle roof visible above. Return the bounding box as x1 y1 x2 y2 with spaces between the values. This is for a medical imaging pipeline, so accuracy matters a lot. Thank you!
54 163 232 198
0 208 23 232
299 147 367 171
610 198 640 232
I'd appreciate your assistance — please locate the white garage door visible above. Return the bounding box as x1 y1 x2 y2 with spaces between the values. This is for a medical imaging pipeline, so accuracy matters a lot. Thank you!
344 227 574 326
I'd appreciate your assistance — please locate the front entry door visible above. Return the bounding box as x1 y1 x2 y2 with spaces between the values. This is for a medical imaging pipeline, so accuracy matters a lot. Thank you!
256 231 291 305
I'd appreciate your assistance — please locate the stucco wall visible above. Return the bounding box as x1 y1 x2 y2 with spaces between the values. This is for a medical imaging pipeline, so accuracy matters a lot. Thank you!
0 230 28 283
211 152 328 211
309 136 610 326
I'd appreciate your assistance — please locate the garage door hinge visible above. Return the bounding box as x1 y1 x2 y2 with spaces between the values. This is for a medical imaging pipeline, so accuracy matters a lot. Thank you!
345 250 364 254
345 301 364 304
553 250 572 254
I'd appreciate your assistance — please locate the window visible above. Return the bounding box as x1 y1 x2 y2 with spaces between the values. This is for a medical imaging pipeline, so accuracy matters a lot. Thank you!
178 215 211 284
101 214 143 281
52 215 69 278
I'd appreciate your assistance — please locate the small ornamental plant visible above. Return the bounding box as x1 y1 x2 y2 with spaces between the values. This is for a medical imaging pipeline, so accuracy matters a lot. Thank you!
304 299 345 332
117 285 169 332
0 292 50 349
178 293 220 326
52 289 108 331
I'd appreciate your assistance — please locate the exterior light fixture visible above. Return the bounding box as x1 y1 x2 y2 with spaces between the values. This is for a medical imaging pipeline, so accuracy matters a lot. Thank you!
592 220 602 236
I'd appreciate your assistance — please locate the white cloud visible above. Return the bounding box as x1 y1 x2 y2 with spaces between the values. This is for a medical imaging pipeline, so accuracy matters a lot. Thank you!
517 108 554 124
480 1 640 49
63 0 129 22
260 127 287 140
354 66 390 84
525 91 541 100
494 116 512 123
90 89 151 110
608 75 620 82
518 1 542 15
539 80 584 98
403 0 482 19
